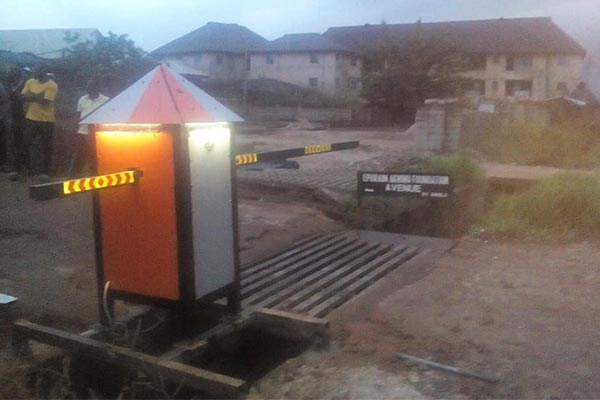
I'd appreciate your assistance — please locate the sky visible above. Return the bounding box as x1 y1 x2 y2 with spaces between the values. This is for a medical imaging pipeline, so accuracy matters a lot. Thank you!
1 0 600 52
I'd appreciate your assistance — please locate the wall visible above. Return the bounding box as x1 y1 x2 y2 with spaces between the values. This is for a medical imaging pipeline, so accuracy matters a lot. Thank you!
168 52 247 80
246 105 353 122
460 103 552 147
249 52 362 97
334 53 363 97
415 100 462 153
462 53 584 100
546 54 584 97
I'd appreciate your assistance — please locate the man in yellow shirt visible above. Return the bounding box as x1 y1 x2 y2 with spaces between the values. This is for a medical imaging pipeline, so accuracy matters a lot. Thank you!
12 64 58 180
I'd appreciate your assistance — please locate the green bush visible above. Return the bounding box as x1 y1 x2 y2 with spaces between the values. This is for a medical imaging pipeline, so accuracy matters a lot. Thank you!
477 121 600 169
483 174 600 238
423 152 484 187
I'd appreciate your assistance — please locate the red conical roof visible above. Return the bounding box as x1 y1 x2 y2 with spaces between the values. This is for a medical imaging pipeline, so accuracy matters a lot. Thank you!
81 63 243 124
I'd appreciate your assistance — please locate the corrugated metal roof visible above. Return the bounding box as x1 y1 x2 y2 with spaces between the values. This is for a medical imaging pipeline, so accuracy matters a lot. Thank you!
324 17 586 55
0 50 46 66
82 63 242 124
151 22 268 56
0 28 102 59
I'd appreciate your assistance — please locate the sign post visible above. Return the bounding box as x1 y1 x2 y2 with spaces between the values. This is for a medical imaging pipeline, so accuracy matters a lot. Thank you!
357 171 452 205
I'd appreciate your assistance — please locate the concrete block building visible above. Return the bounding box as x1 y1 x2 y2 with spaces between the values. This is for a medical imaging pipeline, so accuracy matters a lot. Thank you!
324 17 586 101
152 18 586 101
152 23 362 97
151 22 269 81
248 33 362 97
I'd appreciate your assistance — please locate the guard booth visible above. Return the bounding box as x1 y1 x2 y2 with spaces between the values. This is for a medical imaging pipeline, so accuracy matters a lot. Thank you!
80 64 243 314
28 63 360 325
18 63 364 396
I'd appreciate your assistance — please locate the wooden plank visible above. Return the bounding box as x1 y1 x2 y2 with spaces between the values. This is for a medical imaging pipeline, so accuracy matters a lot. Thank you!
240 233 324 272
160 340 208 362
243 241 370 307
13 320 246 397
251 308 329 345
259 243 391 310
308 247 420 317
292 246 409 314
241 234 347 282
242 238 359 298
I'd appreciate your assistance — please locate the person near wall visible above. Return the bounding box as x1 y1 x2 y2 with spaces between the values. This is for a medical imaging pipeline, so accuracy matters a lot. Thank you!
11 65 58 181
71 80 109 177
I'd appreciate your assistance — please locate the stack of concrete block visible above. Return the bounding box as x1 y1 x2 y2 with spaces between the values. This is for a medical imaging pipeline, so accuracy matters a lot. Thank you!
415 98 463 153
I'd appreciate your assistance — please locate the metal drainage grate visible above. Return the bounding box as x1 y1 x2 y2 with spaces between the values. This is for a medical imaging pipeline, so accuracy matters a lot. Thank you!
240 232 420 318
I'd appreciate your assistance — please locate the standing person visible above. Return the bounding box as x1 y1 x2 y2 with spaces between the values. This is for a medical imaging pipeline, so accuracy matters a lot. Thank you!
72 80 109 176
11 64 58 181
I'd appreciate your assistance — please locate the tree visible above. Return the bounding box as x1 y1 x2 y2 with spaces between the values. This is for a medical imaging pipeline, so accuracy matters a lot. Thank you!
361 22 467 120
59 31 155 97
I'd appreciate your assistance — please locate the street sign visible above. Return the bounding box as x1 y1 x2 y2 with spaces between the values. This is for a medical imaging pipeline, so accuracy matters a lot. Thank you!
358 171 452 199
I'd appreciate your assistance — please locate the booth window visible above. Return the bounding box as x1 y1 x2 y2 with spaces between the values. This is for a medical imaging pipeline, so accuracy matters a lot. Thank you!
266 54 274 64
309 77 318 87
310 54 319 63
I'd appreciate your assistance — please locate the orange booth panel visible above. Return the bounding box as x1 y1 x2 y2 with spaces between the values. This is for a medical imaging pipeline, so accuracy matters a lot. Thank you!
96 131 180 300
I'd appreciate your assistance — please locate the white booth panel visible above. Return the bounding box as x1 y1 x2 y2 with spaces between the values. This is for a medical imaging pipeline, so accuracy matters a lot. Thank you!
187 123 235 298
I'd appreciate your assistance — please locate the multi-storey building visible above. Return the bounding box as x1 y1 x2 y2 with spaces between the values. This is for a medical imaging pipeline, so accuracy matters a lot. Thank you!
151 22 268 81
324 17 586 100
248 33 362 97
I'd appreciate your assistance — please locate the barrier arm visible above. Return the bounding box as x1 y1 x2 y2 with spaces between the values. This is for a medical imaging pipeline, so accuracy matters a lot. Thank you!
234 141 359 166
29 169 142 201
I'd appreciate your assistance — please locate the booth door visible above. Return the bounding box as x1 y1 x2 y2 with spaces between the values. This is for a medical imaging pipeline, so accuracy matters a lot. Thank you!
96 130 180 301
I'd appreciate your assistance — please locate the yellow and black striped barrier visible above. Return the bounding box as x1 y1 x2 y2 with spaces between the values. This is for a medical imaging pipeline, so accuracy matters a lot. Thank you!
304 144 332 155
30 169 141 201
234 153 258 166
235 141 358 167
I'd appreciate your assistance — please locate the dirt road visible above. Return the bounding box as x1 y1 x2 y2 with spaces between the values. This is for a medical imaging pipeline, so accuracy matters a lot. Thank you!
4 127 600 399
0 175 342 398
249 236 600 399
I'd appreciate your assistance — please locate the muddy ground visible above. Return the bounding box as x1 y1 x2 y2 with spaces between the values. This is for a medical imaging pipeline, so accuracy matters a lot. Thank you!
2 128 600 399
246 236 600 399
0 175 342 398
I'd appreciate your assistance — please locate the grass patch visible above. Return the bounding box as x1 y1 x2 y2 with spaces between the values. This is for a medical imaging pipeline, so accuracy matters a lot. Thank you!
483 174 600 238
475 121 600 169
422 152 484 187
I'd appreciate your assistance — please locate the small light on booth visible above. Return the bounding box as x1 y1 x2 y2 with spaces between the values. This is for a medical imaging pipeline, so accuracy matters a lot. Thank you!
186 122 230 150
96 124 163 138
98 123 162 131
